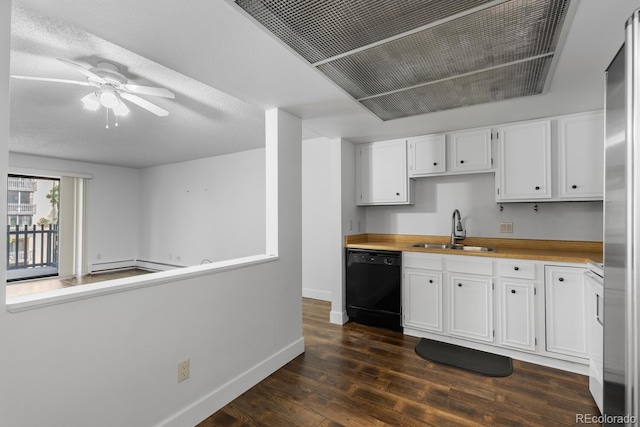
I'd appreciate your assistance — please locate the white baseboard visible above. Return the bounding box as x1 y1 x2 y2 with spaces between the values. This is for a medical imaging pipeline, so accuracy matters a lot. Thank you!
302 288 331 301
89 259 183 274
88 259 135 273
330 310 348 325
135 259 184 272
158 336 305 427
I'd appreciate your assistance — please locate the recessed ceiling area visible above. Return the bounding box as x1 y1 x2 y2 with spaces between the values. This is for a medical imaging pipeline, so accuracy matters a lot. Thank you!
234 0 572 120
9 2 265 169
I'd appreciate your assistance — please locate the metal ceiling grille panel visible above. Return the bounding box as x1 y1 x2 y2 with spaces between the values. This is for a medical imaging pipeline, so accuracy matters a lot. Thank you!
317 0 568 99
360 57 553 121
235 0 572 120
234 0 493 64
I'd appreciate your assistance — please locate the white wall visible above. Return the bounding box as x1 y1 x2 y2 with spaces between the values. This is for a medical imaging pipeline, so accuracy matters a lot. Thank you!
138 149 266 266
8 153 142 264
365 173 603 242
2 17 304 423
301 137 364 306
334 139 363 322
301 137 339 301
1 0 9 311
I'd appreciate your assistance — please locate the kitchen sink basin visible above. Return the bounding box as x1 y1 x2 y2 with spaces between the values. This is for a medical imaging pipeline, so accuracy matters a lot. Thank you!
411 243 453 249
453 245 495 252
410 243 495 252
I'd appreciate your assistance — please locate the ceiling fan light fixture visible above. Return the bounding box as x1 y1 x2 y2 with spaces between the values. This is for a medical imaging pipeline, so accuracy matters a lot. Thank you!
114 99 130 116
80 92 101 111
99 87 119 109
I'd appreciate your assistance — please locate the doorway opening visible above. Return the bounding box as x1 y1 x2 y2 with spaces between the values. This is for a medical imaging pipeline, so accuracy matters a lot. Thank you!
6 175 60 282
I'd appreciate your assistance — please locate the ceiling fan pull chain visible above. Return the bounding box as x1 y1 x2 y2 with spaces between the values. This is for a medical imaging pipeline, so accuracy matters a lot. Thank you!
105 107 109 129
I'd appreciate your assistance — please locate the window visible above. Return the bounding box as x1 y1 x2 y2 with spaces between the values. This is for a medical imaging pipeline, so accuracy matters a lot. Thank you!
6 175 60 282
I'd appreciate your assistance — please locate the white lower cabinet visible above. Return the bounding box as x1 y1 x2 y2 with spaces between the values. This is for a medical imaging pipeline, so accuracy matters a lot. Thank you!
401 252 589 371
545 265 588 359
499 279 536 351
403 268 443 333
449 274 493 342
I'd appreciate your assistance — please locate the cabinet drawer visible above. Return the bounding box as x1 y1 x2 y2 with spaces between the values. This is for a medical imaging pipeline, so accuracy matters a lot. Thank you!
499 261 536 280
404 252 443 270
447 257 493 276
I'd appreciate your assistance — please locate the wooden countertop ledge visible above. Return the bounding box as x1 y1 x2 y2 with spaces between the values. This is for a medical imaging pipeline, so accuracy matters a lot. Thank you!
344 234 603 264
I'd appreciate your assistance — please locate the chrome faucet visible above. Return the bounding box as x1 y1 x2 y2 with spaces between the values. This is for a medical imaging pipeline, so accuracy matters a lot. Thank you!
451 209 466 245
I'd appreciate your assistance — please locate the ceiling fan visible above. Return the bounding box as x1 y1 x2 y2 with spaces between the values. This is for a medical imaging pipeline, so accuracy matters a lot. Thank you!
11 58 175 127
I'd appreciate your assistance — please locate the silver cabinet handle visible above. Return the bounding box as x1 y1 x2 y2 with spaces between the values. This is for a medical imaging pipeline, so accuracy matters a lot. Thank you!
596 293 603 326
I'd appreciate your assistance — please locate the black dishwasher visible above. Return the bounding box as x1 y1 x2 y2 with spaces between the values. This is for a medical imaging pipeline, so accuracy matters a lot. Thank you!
346 249 402 332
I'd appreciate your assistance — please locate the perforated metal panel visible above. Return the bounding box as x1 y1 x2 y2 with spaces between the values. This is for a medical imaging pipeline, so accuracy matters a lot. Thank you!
235 0 572 120
235 0 493 63
360 57 552 120
317 0 567 99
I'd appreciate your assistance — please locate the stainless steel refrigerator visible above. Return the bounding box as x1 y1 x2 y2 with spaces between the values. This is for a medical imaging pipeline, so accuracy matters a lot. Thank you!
604 9 640 424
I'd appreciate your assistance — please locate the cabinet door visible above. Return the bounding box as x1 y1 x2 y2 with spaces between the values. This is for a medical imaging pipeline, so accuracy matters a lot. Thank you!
450 128 492 173
557 112 604 200
497 120 552 201
357 140 410 205
449 274 493 342
408 135 446 176
403 268 443 333
545 266 587 358
499 279 536 352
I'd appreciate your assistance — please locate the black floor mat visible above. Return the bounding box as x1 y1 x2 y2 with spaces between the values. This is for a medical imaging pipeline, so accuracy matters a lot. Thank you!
415 338 513 377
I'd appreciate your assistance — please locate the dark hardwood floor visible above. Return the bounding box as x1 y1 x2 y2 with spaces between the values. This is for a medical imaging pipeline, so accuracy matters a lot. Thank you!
199 298 600 426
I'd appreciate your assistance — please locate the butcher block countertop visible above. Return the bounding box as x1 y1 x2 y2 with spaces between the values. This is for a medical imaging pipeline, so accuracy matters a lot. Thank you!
345 234 603 264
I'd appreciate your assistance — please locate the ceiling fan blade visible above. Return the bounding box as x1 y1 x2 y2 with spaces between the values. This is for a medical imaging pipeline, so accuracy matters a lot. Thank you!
57 58 105 83
120 92 169 116
123 84 175 99
10 75 92 86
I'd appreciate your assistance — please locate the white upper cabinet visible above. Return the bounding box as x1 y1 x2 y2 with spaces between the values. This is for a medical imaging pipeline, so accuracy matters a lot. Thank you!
354 111 603 206
557 112 604 200
497 120 552 202
449 128 492 173
408 134 446 177
356 139 412 205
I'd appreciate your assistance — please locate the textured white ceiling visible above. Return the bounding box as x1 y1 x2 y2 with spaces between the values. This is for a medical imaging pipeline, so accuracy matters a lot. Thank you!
9 2 265 169
8 0 640 168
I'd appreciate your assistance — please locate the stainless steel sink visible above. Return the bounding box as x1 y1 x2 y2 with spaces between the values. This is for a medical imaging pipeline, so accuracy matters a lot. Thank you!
453 245 495 252
410 243 453 249
410 243 495 252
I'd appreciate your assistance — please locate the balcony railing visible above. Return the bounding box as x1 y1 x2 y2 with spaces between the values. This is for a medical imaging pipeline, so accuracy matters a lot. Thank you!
7 224 58 271
8 177 37 192
7 203 36 215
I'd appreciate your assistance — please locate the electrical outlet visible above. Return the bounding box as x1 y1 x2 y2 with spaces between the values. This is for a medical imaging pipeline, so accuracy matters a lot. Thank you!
499 222 514 233
178 359 190 383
